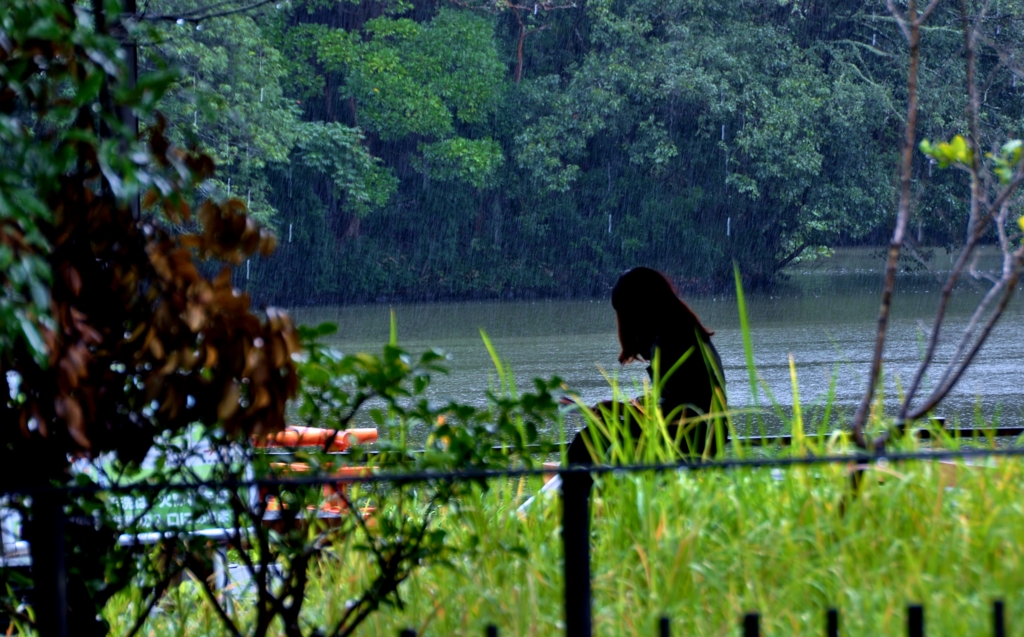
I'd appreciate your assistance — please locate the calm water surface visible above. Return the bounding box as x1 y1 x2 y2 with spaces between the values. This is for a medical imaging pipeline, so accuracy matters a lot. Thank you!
289 250 1024 437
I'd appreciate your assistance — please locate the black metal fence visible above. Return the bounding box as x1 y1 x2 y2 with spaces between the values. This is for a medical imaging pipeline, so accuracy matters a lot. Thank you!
413 602 1008 637
5 444 1024 637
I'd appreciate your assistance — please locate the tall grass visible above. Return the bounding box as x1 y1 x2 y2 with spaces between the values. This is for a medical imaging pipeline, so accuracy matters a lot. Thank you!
110 453 1024 636
103 282 1024 636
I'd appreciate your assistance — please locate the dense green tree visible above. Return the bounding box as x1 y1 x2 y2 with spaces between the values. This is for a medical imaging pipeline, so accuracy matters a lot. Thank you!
141 1 303 222
141 0 1024 302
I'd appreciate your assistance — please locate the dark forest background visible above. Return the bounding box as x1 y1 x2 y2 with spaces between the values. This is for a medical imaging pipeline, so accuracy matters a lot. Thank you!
143 0 1024 303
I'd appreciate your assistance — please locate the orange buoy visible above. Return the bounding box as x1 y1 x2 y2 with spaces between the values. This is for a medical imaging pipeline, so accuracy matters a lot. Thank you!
255 426 378 451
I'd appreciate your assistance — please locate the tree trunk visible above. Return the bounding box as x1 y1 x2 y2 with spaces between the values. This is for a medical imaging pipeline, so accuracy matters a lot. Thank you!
344 215 361 240
492 194 503 251
474 196 486 238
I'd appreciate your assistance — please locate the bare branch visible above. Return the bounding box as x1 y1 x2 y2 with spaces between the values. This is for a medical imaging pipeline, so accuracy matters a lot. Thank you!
929 244 1017 397
901 239 946 285
902 162 1024 420
995 200 1013 257
897 164 1024 421
978 34 1024 85
894 0 1021 424
968 249 998 284
983 164 1024 218
139 0 241 19
773 242 809 273
195 562 245 637
909 248 1024 419
852 0 925 449
886 0 911 41
836 39 898 58
136 0 277 23
322 393 372 452
124 562 184 637
915 0 944 25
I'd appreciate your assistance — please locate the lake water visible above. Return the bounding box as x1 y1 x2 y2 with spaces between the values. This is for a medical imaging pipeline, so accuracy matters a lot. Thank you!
289 249 1024 438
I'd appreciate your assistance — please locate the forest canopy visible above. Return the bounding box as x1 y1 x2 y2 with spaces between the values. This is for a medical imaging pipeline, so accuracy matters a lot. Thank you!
142 0 1024 302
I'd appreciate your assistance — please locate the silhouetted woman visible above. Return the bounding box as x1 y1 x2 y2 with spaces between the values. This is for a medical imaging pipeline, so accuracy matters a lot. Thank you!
566 267 726 466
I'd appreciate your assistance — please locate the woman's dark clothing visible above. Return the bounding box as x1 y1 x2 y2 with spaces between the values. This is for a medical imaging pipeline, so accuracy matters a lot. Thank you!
566 332 725 465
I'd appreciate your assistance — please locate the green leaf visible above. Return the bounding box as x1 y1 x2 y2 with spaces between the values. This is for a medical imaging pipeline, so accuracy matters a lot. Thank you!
315 322 339 337
16 311 47 361
1002 139 1022 165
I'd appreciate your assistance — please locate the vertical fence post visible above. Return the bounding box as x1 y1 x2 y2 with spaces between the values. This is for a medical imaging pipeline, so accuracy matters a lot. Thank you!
561 470 592 637
399 629 415 637
29 492 67 637
907 604 923 637
658 615 670 637
993 601 1005 637
486 624 498 637
826 608 839 637
743 612 759 637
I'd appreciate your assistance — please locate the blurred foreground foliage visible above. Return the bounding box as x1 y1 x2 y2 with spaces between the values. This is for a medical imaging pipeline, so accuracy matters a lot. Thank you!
1 0 298 632
4 318 563 637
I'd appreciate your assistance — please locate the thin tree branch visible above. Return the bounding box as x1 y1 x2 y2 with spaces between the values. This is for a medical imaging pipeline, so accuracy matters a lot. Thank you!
123 562 184 637
908 248 1024 419
773 242 809 272
899 164 1024 423
164 0 242 17
195 562 245 637
136 0 277 23
897 162 1024 424
330 492 441 637
225 486 281 636
852 0 925 450
927 201 1021 401
995 200 1013 260
915 0 944 25
886 0 911 40
901 239 946 284
968 238 1000 283
984 163 1024 218
322 393 372 452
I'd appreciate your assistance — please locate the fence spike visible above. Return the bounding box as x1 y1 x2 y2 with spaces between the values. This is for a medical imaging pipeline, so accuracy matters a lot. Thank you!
659 615 670 637
994 601 1005 637
743 612 759 637
827 608 839 637
907 605 924 637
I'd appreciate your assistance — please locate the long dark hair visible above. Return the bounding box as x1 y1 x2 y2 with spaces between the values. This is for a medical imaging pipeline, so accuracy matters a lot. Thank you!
611 267 713 364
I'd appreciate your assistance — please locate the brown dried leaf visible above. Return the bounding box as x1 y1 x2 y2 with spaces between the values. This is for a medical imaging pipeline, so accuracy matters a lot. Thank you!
63 265 82 296
149 335 165 360
142 190 159 211
183 304 205 332
204 343 219 368
217 382 240 421
55 397 89 449
268 334 287 369
251 386 271 411
179 235 202 250
258 230 277 256
213 267 232 288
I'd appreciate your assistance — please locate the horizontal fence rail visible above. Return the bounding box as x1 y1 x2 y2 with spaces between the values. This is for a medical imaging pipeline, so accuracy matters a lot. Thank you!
4 445 1024 498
